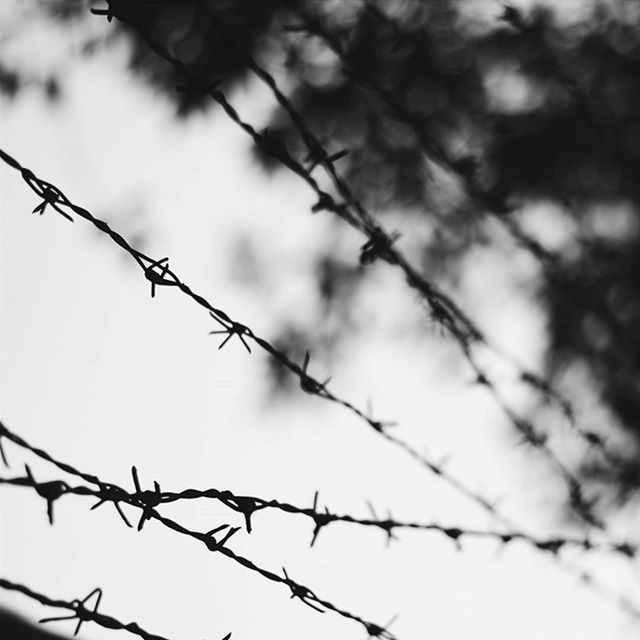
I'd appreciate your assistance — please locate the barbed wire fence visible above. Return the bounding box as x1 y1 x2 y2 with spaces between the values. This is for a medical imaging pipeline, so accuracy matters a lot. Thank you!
99 0 622 532
0 125 637 640
2 0 640 638
0 413 639 636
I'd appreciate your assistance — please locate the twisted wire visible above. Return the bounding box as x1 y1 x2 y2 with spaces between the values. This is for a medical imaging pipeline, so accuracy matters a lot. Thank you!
1 420 638 623
282 0 620 529
90 0 607 530
0 421 397 639
0 146 523 531
1 469 635 559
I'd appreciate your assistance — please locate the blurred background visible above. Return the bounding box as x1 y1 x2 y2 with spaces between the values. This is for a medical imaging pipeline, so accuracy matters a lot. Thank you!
1 0 640 638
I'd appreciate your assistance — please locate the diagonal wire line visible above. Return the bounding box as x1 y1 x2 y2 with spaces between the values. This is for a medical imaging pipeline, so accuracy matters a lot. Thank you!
0 577 232 640
0 146 523 530
290 0 627 464
1 415 636 558
1 420 638 621
208 0 631 530
5 1 638 626
89 0 608 530
0 422 396 639
273 0 620 528
1 466 635 560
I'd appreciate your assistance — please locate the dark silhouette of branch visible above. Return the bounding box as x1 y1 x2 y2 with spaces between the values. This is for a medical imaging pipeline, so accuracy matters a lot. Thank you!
0 578 231 640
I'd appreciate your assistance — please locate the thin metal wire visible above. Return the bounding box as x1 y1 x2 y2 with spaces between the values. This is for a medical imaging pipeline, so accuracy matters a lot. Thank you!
89 0 609 531
0 145 520 531
277 0 620 529
1 419 638 624
0 421 396 639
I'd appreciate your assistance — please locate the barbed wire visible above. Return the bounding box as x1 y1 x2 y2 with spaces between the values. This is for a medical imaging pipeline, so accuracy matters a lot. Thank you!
279 0 625 527
12 0 615 534
92 2 481 344
1 419 638 623
0 420 635 559
0 146 525 532
2 17 630 618
1 465 636 561
0 422 396 639
377 0 639 419
93 0 612 531
0 577 232 640
88 0 606 534
3 2 639 633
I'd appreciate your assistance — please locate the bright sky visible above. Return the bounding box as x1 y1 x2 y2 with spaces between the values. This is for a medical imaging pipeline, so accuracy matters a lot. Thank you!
1 4 638 640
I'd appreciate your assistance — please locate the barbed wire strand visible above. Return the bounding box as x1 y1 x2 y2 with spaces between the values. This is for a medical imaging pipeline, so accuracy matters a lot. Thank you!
0 577 232 640
220 0 606 529
0 466 635 560
0 423 396 639
280 0 621 527
1 420 638 621
0 146 528 534
89 0 604 533
4 0 637 627
110 0 608 530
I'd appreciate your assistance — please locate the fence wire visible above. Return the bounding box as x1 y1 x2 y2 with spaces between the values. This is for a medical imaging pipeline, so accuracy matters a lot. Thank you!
88 0 611 532
0 422 633 560
1 420 639 629
0 421 398 639
0 145 522 532
3 1 640 634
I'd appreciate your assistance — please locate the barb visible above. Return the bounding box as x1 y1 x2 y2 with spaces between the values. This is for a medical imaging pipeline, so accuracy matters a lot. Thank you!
0 578 231 640
0 422 397 639
0 147 525 532
86 0 608 532
3 467 636 560
0 419 637 565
